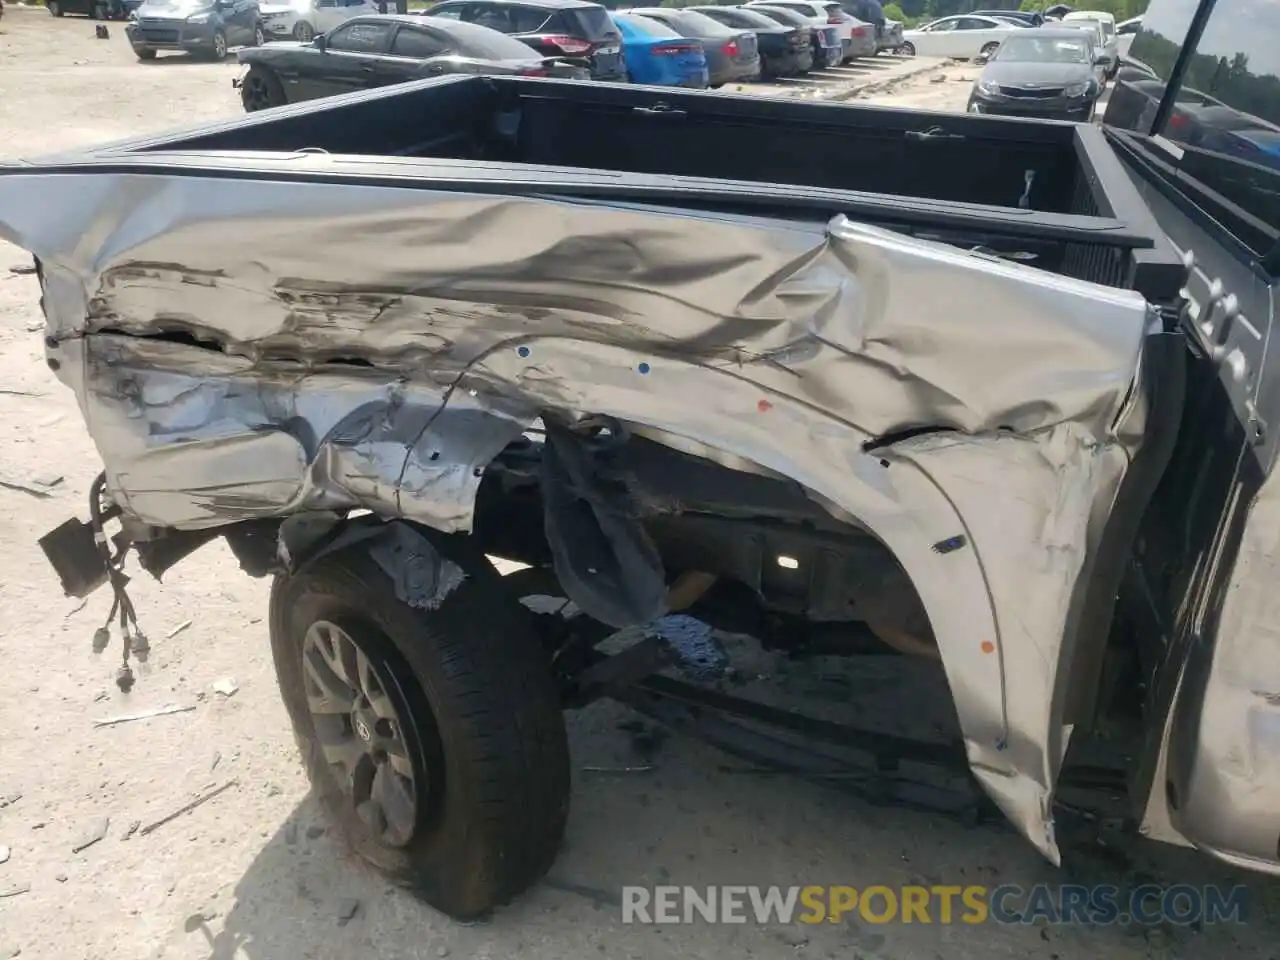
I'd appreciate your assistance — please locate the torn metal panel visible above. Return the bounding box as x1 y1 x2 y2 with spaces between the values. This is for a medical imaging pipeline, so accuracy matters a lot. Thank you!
0 169 1154 863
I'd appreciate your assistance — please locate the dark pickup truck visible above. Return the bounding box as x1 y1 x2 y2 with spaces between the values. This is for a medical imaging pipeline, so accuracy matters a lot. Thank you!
0 0 1276 919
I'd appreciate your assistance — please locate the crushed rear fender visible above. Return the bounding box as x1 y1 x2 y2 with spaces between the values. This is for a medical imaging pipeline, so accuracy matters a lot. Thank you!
0 169 1159 863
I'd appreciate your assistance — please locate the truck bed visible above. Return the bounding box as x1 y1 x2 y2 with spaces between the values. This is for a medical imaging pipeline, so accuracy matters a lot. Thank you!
33 75 1182 302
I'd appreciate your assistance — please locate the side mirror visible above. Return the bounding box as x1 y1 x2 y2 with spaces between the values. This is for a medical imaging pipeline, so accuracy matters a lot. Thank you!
313 33 326 50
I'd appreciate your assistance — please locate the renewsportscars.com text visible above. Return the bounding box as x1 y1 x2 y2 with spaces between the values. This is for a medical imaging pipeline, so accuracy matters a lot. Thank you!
621 884 1250 926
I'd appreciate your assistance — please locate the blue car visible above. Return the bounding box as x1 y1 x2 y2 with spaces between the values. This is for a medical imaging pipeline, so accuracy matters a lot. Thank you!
611 12 710 88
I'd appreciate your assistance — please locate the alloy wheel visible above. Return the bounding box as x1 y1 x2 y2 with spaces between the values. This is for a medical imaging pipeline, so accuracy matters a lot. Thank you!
294 20 314 41
212 31 227 58
301 620 421 849
253 24 264 45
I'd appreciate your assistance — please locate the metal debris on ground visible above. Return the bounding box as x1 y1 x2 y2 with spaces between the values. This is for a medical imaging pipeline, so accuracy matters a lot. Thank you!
121 820 140 841
0 883 30 899
211 677 239 698
71 817 109 853
0 389 42 398
336 898 360 926
0 795 19 810
32 473 63 488
0 477 52 499
210 751 221 772
139 780 239 836
93 703 195 728
7 263 37 276
0 845 9 865
581 765 654 774
65 598 89 618
166 619 193 639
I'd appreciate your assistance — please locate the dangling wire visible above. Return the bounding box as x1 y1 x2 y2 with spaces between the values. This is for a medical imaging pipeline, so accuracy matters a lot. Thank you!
88 472 146 692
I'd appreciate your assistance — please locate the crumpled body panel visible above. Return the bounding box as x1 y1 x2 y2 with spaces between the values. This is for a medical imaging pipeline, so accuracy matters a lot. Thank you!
0 171 1154 863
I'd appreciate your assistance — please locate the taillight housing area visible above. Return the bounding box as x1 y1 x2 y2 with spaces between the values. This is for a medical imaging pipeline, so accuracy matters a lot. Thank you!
541 34 592 55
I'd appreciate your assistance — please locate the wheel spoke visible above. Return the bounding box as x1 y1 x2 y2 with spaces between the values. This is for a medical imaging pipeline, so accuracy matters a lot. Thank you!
373 765 416 845
318 734 365 774
303 645 356 713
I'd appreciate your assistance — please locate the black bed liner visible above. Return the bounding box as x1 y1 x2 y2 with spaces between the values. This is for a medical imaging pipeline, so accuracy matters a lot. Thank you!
23 74 1184 302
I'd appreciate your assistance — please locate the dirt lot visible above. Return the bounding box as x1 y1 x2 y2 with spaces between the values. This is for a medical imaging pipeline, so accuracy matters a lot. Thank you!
0 7 1276 960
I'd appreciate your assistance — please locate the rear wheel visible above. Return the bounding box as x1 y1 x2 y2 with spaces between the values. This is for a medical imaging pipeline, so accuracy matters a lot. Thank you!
896 40 914 55
46 0 62 15
269 536 570 919
134 46 156 59
250 22 265 45
240 64 286 111
293 19 314 41
978 41 999 58
209 28 227 59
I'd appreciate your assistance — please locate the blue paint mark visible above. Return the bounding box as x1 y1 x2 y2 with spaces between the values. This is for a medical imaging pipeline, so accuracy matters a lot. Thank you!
638 362 651 375
517 346 531 358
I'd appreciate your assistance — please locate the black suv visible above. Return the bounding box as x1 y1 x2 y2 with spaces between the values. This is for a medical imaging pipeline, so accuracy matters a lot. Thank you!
423 0 625 81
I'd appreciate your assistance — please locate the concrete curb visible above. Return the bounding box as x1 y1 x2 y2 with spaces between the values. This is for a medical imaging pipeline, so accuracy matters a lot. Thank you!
821 57 951 102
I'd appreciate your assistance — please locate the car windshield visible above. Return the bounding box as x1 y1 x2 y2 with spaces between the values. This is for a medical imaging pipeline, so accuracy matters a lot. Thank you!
667 9 735 34
437 19 546 58
994 35 1091 63
613 12 679 37
752 6 804 24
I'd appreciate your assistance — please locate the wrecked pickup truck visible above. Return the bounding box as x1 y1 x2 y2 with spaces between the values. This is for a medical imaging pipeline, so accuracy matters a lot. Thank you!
2 51 1278 918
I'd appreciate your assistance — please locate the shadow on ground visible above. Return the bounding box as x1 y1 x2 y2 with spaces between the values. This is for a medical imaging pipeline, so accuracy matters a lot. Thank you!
173 698 1280 960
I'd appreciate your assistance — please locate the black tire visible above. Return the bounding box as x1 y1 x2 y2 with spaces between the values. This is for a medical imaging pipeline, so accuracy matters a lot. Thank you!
978 41 999 58
135 46 156 59
293 19 314 41
47 0 63 15
209 28 227 59
251 21 265 45
240 63 285 111
897 40 914 55
269 536 570 919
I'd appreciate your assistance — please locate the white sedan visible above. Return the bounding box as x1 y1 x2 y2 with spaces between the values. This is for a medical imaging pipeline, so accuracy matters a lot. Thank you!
258 0 382 42
900 14 1019 59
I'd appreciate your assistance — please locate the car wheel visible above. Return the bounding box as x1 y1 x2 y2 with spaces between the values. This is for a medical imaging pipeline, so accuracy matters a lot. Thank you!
251 22 265 45
268 534 570 919
293 19 314 41
46 0 62 15
209 28 227 59
135 46 157 59
978 41 999 59
240 64 286 111
897 41 914 55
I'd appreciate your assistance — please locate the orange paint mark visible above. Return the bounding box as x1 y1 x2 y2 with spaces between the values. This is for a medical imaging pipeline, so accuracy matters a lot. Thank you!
980 641 996 655
757 399 773 413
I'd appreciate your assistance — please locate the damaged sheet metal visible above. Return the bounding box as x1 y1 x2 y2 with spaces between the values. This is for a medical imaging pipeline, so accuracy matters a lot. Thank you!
0 170 1155 863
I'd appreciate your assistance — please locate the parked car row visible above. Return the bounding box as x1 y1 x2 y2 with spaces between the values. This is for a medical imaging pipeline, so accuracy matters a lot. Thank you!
233 0 907 111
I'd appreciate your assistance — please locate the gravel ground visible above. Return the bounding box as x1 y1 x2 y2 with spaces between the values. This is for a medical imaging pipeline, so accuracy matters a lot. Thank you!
0 7 1278 960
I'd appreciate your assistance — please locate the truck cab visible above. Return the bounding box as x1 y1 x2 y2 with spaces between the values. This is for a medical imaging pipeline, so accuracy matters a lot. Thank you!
1101 0 1280 874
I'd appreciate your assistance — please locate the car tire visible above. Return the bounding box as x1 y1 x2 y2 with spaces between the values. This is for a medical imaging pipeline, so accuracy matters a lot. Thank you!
268 534 571 920
250 22 265 45
209 28 227 59
240 63 286 111
978 41 999 59
46 0 62 15
293 19 314 41
897 41 914 55
135 46 157 59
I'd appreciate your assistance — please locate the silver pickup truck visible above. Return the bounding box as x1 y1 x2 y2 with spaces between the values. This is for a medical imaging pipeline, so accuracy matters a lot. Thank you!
0 0 1276 919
